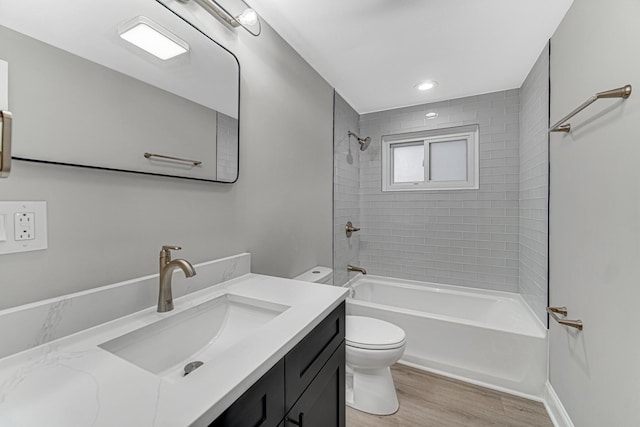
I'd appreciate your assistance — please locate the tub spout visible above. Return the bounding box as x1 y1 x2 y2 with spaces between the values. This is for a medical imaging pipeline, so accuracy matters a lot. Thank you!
347 265 367 275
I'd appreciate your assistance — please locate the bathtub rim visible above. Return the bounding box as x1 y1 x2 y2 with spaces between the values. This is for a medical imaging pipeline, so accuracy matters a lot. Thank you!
344 274 547 339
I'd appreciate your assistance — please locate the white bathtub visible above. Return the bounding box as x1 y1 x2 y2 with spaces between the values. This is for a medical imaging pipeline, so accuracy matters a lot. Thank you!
345 275 548 399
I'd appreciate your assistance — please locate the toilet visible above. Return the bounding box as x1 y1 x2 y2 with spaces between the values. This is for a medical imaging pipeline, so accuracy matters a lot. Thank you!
345 315 406 415
294 267 407 415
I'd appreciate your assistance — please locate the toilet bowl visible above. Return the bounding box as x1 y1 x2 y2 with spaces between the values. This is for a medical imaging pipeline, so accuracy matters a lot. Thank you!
345 315 406 415
293 267 406 415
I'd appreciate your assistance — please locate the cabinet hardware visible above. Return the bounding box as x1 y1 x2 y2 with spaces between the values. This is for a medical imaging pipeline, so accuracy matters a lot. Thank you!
287 412 304 426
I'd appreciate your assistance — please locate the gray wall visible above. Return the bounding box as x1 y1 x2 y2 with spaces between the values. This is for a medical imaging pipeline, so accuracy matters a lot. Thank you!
549 0 640 424
0 1 334 310
518 43 549 324
216 112 239 182
358 90 521 292
333 92 360 286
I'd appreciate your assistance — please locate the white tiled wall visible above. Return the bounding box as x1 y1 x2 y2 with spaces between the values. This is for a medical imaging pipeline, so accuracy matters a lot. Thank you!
358 90 521 292
333 92 361 286
519 44 549 324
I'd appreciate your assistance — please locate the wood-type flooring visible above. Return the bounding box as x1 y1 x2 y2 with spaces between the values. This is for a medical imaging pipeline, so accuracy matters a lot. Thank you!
346 364 554 427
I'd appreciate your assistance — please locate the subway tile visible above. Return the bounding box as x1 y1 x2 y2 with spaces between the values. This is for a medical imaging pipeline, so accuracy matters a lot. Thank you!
338 88 547 297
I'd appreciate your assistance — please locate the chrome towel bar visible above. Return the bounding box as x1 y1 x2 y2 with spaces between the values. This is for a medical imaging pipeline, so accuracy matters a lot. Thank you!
0 110 12 178
547 306 583 331
144 152 202 166
549 84 631 133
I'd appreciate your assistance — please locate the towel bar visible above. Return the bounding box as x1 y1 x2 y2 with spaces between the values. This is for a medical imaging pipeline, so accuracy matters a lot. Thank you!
144 152 202 166
547 306 583 330
549 84 632 133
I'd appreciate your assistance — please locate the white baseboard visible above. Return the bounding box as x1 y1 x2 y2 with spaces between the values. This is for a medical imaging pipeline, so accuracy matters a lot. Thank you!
543 382 575 427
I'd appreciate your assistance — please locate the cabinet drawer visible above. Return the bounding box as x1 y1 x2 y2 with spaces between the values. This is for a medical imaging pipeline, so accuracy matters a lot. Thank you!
285 344 346 427
210 359 285 427
284 302 345 411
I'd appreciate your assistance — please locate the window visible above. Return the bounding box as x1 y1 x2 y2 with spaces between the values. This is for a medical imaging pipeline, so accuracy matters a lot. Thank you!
382 125 479 191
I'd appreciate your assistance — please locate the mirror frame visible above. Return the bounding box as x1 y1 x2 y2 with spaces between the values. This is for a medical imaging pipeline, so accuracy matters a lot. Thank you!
7 0 241 183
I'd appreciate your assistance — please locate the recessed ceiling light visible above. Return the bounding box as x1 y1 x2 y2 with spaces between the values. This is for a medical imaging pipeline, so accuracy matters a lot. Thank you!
119 16 189 60
425 112 438 119
415 80 438 91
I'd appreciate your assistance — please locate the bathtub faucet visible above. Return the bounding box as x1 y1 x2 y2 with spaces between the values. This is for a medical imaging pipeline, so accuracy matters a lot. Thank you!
347 265 367 275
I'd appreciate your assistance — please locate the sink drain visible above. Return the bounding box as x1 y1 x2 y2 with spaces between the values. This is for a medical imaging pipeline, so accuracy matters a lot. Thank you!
183 361 204 376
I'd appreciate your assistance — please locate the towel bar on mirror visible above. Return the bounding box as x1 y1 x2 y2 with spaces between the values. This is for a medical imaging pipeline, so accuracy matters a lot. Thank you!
144 152 202 166
0 110 12 178
549 84 632 133
547 306 583 330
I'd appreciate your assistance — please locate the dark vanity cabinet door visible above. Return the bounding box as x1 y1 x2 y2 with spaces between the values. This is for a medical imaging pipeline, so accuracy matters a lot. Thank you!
209 360 285 427
209 302 345 427
284 345 345 427
284 303 345 411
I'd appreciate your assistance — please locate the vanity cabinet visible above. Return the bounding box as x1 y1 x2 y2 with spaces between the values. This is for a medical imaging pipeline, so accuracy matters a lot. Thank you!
209 360 285 427
284 345 345 427
209 302 345 427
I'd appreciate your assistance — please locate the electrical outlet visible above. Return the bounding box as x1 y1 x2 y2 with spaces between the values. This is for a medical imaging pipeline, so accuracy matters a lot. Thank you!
15 212 35 241
0 201 47 255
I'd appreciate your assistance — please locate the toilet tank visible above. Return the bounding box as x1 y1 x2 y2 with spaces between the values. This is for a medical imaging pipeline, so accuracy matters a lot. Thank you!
293 266 333 285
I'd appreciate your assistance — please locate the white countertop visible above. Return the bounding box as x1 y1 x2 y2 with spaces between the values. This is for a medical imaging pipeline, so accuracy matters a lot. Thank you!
0 274 347 427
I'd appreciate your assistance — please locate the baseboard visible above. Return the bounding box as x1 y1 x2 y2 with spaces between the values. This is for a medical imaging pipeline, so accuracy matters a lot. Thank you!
543 381 575 427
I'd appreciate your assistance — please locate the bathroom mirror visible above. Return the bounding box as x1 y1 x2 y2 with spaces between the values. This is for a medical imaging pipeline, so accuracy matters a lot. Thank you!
0 0 239 182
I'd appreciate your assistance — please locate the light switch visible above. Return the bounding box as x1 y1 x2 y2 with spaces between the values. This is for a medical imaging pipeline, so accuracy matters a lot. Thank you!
0 214 6 242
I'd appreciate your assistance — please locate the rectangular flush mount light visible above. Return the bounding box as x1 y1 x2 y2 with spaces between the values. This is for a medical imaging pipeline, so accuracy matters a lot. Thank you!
119 16 189 60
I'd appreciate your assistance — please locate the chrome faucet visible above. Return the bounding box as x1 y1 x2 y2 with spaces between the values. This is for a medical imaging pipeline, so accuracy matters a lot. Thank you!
157 245 196 313
347 264 367 275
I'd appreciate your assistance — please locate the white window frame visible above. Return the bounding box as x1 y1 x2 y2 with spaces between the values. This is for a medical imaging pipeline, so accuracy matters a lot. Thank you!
381 125 479 192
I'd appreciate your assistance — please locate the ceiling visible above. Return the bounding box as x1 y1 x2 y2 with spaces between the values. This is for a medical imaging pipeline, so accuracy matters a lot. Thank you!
246 0 573 114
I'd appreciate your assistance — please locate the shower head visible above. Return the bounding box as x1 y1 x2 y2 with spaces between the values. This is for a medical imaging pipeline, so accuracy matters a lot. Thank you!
348 131 371 151
359 136 371 151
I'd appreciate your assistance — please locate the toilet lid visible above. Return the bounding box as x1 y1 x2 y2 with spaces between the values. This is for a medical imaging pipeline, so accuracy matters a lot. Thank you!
346 315 406 350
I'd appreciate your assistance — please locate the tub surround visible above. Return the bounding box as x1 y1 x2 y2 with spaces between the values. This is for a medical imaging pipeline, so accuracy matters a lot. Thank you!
518 42 550 326
0 255 348 426
357 90 521 293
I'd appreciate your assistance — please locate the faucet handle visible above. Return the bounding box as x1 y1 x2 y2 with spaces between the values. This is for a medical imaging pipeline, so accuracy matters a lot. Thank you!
160 245 181 263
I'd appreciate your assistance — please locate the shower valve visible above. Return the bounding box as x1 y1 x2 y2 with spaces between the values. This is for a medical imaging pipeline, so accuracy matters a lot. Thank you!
346 221 361 238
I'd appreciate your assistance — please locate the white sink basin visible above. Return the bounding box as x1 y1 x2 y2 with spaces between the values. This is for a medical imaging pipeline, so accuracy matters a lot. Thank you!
99 293 289 380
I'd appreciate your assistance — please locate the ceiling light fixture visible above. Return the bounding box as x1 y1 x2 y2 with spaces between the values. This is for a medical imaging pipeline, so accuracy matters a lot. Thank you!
425 112 439 119
188 0 261 36
415 80 438 91
119 17 189 60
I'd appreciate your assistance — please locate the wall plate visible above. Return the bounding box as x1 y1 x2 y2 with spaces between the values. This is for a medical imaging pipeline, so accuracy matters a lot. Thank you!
0 201 47 255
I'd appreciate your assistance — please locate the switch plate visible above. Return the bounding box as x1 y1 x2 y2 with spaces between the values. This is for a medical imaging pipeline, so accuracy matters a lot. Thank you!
0 201 47 255
0 213 7 242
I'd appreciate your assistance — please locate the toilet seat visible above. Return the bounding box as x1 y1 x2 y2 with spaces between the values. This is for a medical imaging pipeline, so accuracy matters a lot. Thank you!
346 315 406 350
